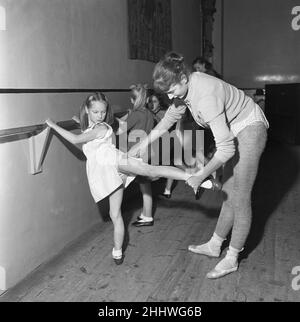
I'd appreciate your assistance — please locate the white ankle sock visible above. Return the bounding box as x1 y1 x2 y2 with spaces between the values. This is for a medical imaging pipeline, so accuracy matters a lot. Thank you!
112 248 122 258
212 232 225 244
214 246 242 271
226 245 243 262
188 233 225 257
209 233 225 252
139 213 153 222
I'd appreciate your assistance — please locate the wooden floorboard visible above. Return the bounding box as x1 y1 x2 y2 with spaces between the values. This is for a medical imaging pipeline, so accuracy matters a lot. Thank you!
1 141 300 302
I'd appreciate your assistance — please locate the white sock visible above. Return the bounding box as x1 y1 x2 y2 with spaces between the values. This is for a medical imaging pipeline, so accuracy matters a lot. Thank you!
209 232 225 252
226 245 243 263
139 213 153 222
164 188 171 194
189 232 225 256
112 248 122 258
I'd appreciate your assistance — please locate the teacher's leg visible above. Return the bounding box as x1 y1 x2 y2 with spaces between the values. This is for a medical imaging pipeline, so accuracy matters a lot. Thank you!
207 123 267 278
188 157 236 257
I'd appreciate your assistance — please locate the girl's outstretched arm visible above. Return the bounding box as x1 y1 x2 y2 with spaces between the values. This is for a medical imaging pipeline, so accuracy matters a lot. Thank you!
45 119 108 145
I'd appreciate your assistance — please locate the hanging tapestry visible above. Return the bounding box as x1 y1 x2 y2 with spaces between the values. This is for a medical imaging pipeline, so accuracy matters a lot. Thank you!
128 0 172 62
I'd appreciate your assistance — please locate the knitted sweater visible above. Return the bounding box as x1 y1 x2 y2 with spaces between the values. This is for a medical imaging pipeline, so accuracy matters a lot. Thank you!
161 72 256 163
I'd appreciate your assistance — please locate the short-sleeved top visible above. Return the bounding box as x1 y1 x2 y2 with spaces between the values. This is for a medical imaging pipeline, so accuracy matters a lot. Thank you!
161 72 259 163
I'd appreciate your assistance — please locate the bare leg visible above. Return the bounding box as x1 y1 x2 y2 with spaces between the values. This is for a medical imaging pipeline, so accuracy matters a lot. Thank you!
108 185 124 252
139 182 153 219
160 178 174 198
165 178 174 193
118 157 190 181
131 181 154 227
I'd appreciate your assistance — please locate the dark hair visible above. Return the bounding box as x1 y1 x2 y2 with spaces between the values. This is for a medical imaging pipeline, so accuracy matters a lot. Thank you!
153 52 190 93
146 89 167 110
79 92 114 131
192 56 212 70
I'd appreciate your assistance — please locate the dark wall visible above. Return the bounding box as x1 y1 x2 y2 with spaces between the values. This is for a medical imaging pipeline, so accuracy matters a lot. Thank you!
221 0 300 88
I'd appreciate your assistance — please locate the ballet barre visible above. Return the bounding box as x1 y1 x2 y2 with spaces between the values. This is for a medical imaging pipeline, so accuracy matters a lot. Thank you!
0 119 80 175
0 87 132 174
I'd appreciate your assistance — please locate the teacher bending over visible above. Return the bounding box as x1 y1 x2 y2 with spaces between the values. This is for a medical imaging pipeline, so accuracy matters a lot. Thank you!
129 52 269 279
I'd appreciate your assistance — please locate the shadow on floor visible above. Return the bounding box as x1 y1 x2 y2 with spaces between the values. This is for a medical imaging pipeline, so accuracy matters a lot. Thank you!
241 139 300 259
95 177 222 252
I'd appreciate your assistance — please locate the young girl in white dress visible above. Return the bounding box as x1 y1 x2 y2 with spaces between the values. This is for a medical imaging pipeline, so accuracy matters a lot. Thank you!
46 92 217 265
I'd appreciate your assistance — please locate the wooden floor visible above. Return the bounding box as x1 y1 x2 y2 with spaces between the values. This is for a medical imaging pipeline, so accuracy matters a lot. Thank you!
1 141 300 302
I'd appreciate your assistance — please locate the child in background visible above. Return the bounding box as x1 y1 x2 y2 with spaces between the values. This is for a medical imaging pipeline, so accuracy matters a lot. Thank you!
192 56 222 79
117 84 155 227
147 90 167 124
147 90 173 199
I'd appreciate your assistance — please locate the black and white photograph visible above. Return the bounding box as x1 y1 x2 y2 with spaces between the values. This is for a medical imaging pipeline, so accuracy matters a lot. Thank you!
0 0 299 309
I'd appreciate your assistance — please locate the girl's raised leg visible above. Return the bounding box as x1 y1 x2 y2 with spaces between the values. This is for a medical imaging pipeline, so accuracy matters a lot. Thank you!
118 157 190 181
118 157 221 193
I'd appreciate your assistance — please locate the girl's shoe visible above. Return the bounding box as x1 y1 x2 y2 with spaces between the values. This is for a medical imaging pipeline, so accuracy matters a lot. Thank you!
188 243 220 257
132 214 154 227
201 176 222 191
206 265 238 279
193 176 222 199
113 254 124 265
132 219 154 227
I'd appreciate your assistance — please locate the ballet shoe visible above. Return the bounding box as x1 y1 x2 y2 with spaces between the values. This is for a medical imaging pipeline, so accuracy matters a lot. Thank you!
188 244 220 257
206 259 238 279
203 176 222 191
206 266 238 279
187 175 222 199
195 177 222 198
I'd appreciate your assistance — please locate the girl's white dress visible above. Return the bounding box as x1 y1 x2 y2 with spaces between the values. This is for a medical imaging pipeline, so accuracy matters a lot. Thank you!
82 122 135 202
